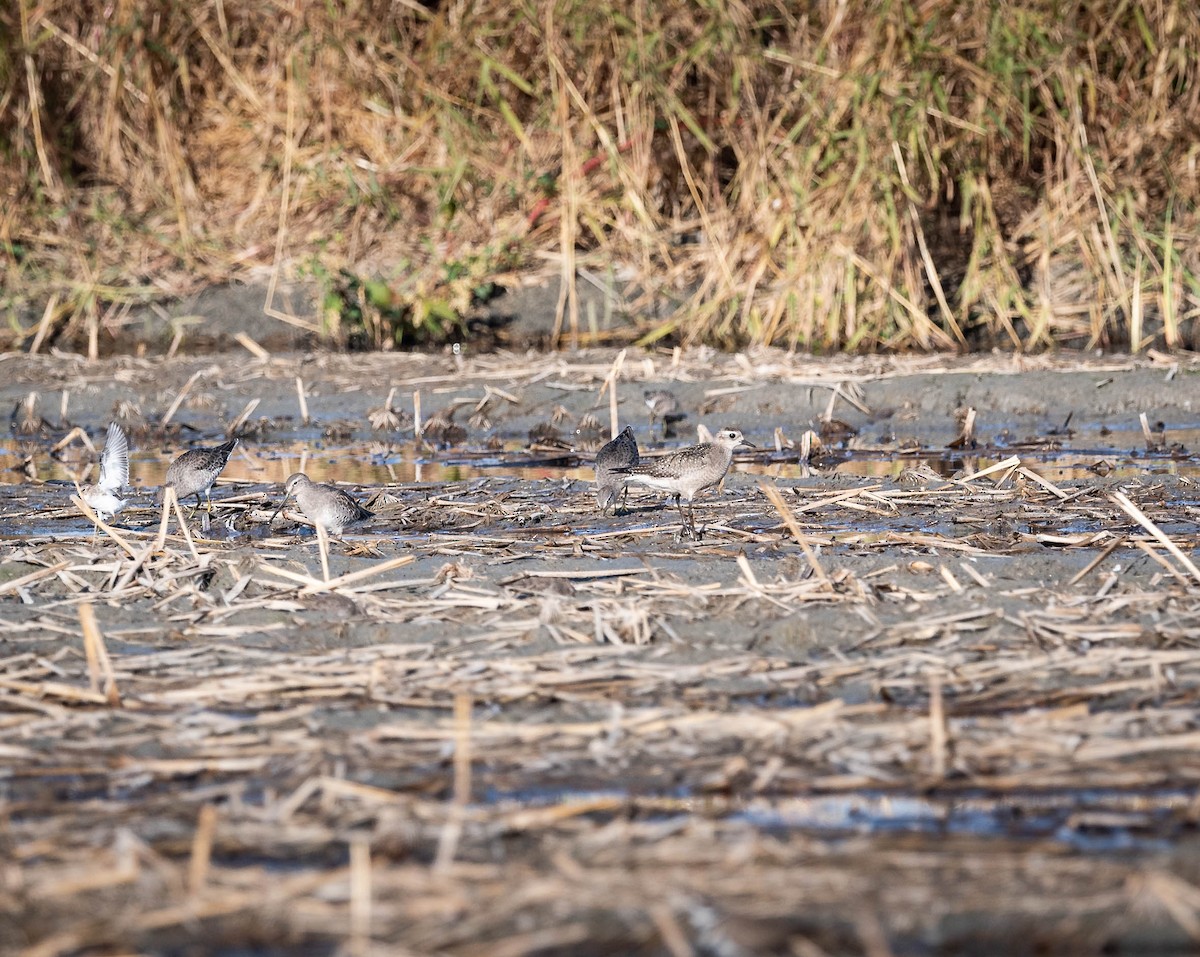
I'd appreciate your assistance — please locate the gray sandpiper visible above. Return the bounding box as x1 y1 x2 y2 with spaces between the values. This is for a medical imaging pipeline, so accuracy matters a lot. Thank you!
594 425 639 515
644 389 680 436
163 437 238 514
616 427 753 536
80 422 129 526
272 472 373 537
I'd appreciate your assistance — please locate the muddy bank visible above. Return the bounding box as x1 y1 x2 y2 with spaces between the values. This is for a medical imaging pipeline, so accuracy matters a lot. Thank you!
3 348 1200 955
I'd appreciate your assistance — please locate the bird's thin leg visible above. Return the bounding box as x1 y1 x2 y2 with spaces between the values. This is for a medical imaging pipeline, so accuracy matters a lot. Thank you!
674 494 697 537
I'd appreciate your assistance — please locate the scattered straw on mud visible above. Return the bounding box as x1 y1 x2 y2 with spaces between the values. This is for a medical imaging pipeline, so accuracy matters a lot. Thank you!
4 349 1200 953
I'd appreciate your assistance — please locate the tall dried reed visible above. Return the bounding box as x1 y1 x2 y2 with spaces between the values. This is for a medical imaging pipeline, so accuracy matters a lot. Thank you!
1 0 1197 352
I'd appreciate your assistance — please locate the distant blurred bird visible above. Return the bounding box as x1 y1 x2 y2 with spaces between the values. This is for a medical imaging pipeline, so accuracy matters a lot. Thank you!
80 422 129 530
643 389 680 436
594 425 639 515
11 392 48 437
163 437 238 514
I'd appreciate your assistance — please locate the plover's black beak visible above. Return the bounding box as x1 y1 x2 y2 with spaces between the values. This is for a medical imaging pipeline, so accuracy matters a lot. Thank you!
268 496 288 526
738 439 756 449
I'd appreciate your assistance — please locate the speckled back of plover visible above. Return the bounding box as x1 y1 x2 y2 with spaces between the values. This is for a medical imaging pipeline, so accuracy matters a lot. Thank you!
617 427 752 535
272 472 372 537
594 425 639 515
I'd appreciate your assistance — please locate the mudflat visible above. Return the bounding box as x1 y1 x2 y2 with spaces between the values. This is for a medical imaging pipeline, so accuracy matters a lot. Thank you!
3 348 1200 954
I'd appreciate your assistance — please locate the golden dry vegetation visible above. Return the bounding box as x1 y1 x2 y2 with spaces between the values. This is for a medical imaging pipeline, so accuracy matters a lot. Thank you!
2 1 1199 350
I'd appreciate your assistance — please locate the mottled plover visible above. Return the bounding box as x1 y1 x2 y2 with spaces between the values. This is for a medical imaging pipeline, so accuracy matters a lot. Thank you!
617 427 753 535
594 425 639 515
163 437 238 514
272 472 372 537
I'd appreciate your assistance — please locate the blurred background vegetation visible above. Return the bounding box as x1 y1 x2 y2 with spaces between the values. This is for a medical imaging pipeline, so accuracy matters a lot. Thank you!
1 0 1198 354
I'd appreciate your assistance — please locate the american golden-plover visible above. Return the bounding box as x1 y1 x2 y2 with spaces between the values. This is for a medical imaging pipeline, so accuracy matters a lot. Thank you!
617 427 753 535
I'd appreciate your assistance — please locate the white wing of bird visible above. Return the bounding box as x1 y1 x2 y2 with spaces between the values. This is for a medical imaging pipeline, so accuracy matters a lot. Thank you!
97 422 129 491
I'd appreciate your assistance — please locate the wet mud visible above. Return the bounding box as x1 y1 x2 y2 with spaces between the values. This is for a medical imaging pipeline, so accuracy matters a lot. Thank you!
3 349 1200 954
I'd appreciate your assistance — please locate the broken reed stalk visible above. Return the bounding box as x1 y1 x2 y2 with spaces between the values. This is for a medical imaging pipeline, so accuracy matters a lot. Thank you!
315 522 331 583
948 407 976 449
1017 466 1069 499
453 692 473 807
1140 412 1156 450
296 555 415 596
296 376 310 425
602 348 626 439
758 481 830 586
78 602 120 706
349 836 372 956
1110 491 1200 587
51 426 94 455
956 455 1022 485
71 493 138 559
110 494 176 592
233 331 270 360
227 398 260 435
262 55 319 333
928 673 947 781
28 293 59 355
168 488 203 562
188 804 218 895
161 369 203 428
434 692 474 871
153 486 174 551
0 560 71 597
1068 534 1127 587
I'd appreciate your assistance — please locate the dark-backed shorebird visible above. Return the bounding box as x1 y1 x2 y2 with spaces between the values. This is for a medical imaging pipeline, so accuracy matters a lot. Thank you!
80 422 129 528
594 425 639 515
163 437 238 514
616 427 753 536
272 472 372 537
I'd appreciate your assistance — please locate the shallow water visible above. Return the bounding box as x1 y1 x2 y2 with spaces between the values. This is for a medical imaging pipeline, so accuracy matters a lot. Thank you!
480 785 1188 854
3 422 1198 490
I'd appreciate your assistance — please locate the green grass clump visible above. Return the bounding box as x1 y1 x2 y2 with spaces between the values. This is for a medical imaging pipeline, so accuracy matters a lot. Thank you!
1 0 1197 353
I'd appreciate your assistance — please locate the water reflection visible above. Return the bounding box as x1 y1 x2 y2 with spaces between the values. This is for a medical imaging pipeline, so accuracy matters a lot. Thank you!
2 422 1199 490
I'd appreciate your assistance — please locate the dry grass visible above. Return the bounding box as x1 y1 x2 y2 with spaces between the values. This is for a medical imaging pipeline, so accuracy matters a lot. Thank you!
2 1 1199 353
